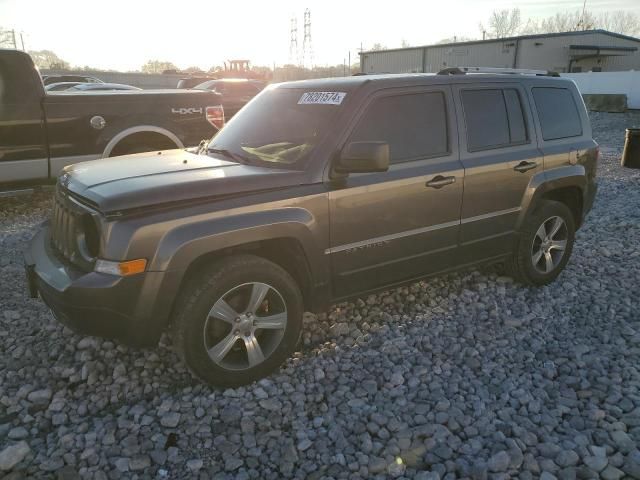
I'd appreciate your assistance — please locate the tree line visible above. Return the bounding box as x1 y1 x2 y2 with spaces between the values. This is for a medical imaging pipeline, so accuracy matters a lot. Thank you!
480 8 640 40
372 8 640 50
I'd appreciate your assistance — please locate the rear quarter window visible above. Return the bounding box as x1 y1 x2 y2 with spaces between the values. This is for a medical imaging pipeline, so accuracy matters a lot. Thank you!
532 87 583 141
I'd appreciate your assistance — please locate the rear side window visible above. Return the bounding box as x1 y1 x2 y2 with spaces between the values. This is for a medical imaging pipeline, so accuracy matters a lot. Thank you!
462 89 529 151
230 83 260 96
0 56 38 103
349 92 448 164
532 87 583 140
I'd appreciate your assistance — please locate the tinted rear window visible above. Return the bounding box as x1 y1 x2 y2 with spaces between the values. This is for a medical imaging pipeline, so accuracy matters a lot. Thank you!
0 56 39 103
349 92 448 164
462 89 529 151
533 87 583 140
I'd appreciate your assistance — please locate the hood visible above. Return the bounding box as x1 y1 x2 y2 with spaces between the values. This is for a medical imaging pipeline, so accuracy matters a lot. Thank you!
62 149 306 212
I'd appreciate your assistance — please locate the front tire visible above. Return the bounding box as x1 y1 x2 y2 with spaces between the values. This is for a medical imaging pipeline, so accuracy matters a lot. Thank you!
506 200 575 286
171 255 303 387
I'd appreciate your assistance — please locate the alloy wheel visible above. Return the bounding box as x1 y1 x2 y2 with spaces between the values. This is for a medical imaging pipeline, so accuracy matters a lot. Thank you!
203 282 287 371
531 215 568 274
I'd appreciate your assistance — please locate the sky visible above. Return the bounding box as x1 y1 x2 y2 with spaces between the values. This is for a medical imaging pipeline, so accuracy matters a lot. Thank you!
2 0 640 71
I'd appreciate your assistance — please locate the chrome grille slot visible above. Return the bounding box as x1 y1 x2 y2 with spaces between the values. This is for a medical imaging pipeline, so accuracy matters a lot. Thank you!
50 189 82 265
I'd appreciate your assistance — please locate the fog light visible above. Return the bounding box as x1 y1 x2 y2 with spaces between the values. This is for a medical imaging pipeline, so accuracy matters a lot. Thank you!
95 258 147 276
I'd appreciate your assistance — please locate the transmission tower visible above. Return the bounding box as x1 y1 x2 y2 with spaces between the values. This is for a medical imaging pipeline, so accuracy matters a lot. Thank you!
302 9 313 69
289 17 298 65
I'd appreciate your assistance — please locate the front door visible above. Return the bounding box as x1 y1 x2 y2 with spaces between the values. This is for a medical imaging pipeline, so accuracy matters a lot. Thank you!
327 87 464 299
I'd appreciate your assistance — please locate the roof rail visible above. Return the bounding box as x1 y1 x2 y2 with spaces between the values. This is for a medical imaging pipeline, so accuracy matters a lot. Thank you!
437 66 560 77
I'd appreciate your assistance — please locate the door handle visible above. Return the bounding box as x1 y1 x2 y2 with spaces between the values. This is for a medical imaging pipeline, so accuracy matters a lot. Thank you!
513 161 538 173
425 175 456 189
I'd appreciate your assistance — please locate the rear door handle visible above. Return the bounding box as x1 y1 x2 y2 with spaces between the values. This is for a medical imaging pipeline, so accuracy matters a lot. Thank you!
513 161 538 173
425 175 456 189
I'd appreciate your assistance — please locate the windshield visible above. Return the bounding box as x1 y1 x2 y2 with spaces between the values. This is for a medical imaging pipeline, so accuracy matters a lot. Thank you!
206 87 345 169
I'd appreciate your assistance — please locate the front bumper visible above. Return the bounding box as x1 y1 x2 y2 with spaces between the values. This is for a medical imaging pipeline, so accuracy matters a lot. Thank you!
24 225 178 347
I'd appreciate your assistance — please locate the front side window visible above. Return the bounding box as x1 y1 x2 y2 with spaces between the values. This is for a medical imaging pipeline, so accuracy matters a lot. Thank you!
348 92 449 164
462 88 529 152
532 87 583 141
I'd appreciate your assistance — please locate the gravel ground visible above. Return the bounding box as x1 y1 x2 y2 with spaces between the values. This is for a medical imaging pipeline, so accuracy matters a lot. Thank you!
1 112 640 480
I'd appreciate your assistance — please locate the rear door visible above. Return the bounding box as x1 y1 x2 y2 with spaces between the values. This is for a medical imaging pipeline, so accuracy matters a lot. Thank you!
0 53 48 183
328 86 464 299
452 82 542 263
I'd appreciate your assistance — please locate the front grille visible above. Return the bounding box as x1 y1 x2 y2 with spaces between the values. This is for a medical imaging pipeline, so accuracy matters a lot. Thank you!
50 188 93 270
51 194 78 261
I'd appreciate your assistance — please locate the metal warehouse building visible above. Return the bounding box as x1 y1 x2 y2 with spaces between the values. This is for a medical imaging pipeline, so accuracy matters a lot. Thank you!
360 30 640 74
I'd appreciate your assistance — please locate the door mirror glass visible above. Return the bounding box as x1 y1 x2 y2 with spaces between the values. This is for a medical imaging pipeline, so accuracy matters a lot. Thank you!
336 141 389 174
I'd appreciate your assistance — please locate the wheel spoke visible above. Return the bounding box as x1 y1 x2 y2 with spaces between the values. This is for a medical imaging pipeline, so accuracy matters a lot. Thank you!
254 312 287 330
535 223 547 242
544 251 554 273
532 249 543 265
549 239 567 252
208 332 239 364
244 334 265 367
208 298 239 324
246 283 270 314
548 217 564 239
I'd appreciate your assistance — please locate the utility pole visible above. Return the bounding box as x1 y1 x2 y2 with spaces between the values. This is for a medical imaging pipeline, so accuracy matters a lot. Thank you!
11 29 17 49
348 51 351 76
289 17 298 66
20 32 25 50
302 9 313 69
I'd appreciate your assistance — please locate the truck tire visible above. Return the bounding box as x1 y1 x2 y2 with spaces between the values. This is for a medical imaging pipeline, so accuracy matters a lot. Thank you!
505 200 575 286
171 254 303 387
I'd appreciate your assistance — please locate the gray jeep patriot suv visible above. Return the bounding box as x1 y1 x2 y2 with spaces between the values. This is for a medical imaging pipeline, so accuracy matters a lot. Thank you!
26 68 598 386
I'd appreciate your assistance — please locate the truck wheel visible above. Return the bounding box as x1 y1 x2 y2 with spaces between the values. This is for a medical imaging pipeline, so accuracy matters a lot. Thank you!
171 254 303 387
506 200 575 286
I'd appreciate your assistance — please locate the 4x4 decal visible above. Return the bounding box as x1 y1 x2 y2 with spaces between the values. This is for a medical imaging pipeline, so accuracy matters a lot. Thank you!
171 107 203 115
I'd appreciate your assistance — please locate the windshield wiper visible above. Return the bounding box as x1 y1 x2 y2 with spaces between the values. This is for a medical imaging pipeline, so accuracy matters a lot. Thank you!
195 139 210 155
207 148 253 165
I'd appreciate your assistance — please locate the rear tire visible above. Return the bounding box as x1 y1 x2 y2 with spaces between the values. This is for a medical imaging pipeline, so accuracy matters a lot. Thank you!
171 254 303 387
505 200 575 286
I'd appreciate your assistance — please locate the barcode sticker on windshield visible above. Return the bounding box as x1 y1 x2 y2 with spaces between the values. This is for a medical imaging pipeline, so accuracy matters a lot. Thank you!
298 91 346 105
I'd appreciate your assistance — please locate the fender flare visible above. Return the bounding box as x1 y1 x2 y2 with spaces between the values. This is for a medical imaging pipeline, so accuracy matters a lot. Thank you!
102 125 184 158
516 165 587 230
147 206 326 280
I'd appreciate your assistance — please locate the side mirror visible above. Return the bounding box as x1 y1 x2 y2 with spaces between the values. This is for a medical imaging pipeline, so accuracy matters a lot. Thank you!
335 141 390 174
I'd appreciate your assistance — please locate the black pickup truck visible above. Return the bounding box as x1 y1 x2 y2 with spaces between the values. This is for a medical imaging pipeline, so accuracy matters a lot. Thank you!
0 49 224 189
